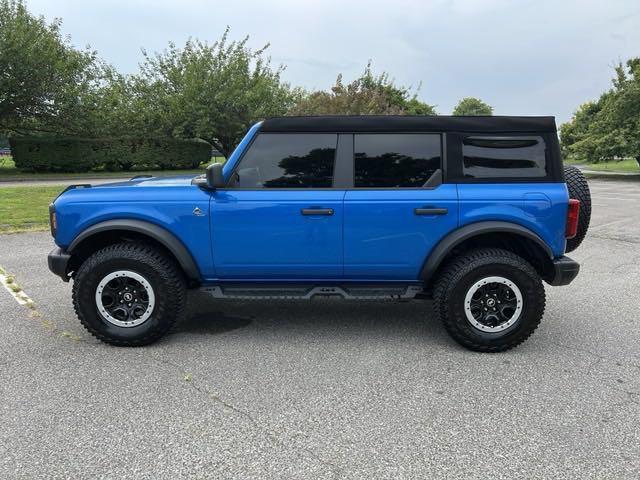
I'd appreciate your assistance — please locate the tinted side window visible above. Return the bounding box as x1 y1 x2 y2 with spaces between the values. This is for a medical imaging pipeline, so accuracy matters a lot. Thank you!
235 133 337 188
354 134 441 188
462 136 547 179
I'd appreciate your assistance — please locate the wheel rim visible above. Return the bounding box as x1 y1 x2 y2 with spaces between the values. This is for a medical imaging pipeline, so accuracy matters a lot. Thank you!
464 276 523 333
95 270 155 327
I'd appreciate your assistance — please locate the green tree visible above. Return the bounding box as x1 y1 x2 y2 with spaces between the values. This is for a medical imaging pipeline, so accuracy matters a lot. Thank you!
290 62 436 116
559 100 603 160
0 0 99 135
71 66 137 138
452 97 493 116
404 97 437 115
597 59 640 165
561 58 640 165
129 28 296 157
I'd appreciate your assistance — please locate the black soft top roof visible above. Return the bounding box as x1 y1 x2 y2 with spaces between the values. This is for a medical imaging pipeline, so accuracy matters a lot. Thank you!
260 115 557 134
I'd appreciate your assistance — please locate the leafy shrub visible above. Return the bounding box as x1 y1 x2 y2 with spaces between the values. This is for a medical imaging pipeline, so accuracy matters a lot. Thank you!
97 138 212 172
10 137 95 172
9 136 211 173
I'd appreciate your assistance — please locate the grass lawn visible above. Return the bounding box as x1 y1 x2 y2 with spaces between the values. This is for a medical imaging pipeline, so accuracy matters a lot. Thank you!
0 185 64 234
0 156 225 181
0 154 225 234
579 158 640 173
563 158 583 165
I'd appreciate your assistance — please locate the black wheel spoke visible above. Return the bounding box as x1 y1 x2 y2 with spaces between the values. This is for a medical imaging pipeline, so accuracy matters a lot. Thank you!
96 271 154 327
464 277 523 332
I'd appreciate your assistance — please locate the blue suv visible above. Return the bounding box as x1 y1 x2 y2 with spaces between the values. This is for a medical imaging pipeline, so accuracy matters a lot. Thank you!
47 116 590 351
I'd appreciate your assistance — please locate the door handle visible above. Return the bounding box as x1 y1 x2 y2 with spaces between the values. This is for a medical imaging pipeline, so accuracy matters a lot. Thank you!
301 208 334 216
414 207 448 215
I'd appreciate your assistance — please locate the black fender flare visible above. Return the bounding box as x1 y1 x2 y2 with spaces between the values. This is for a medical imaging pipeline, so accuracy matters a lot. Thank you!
68 219 201 282
420 221 554 281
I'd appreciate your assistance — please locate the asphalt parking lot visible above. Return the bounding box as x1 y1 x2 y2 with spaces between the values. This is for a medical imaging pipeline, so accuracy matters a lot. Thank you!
1 177 639 479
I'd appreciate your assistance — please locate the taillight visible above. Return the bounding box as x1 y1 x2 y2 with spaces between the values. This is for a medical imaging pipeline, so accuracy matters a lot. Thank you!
49 203 57 237
566 199 580 239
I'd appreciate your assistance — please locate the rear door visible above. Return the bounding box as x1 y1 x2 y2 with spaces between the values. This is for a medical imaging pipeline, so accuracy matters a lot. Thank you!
343 133 459 280
210 133 345 279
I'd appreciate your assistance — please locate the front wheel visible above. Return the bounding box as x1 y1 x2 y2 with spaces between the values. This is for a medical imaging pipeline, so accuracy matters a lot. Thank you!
433 248 545 352
72 243 186 346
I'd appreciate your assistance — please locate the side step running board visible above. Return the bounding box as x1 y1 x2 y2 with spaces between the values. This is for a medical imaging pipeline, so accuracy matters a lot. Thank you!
201 284 424 300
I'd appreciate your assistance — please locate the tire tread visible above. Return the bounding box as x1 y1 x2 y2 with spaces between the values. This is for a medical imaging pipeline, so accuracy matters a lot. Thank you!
433 248 546 352
564 165 591 253
72 242 186 346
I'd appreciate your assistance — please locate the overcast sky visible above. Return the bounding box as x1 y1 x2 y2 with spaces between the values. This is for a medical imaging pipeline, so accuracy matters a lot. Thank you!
28 0 640 124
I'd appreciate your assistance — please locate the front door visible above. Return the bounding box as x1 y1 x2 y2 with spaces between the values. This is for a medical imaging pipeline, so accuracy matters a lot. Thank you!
210 133 344 279
343 133 459 280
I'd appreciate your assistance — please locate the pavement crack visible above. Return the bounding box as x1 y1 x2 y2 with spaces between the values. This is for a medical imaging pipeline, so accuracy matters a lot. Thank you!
611 387 640 406
547 341 627 376
589 233 640 245
550 342 640 373
549 341 605 363
151 355 345 479
586 356 603 375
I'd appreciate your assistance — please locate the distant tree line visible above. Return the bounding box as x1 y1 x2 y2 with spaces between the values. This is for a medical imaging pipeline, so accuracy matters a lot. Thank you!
561 58 640 165
0 0 494 171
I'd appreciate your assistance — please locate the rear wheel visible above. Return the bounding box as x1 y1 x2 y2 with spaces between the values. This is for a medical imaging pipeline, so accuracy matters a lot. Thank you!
73 243 186 346
433 248 545 352
564 165 591 252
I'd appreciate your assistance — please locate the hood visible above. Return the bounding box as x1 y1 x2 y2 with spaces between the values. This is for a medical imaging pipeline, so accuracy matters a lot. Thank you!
90 174 199 189
53 174 202 204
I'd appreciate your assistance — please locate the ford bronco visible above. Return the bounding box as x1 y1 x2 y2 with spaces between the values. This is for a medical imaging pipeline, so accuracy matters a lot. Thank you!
47 116 591 352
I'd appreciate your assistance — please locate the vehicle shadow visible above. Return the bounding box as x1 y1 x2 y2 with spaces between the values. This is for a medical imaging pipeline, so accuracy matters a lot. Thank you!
174 311 253 335
171 289 448 344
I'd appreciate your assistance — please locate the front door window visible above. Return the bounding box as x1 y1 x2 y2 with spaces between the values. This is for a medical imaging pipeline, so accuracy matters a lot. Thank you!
233 133 337 188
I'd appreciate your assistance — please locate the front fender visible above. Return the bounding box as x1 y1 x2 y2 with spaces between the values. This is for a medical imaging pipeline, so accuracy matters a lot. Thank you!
68 219 202 282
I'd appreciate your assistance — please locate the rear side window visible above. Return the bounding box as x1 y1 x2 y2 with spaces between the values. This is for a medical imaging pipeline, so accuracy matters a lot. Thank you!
354 134 441 188
462 136 547 179
235 133 337 188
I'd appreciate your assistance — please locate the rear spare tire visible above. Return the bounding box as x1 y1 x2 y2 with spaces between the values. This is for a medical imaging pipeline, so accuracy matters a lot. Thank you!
564 165 591 253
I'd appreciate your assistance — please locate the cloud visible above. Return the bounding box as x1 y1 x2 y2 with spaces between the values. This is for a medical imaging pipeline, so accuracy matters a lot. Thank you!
26 0 640 122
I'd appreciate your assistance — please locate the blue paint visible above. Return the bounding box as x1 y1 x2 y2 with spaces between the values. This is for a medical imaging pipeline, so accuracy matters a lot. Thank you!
52 123 570 284
457 183 568 256
222 121 262 182
343 185 459 279
53 176 215 277
210 189 345 278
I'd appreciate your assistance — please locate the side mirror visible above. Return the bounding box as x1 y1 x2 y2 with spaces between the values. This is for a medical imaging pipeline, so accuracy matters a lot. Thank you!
206 163 225 189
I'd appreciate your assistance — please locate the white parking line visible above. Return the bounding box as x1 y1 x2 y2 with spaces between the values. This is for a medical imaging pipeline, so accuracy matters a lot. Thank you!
0 268 33 306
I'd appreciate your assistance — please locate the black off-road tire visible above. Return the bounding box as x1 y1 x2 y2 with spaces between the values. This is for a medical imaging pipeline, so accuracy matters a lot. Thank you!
72 242 186 346
564 165 591 253
433 248 545 353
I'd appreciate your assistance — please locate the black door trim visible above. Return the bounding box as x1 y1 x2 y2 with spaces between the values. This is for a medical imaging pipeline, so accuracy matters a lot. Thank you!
333 133 354 188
